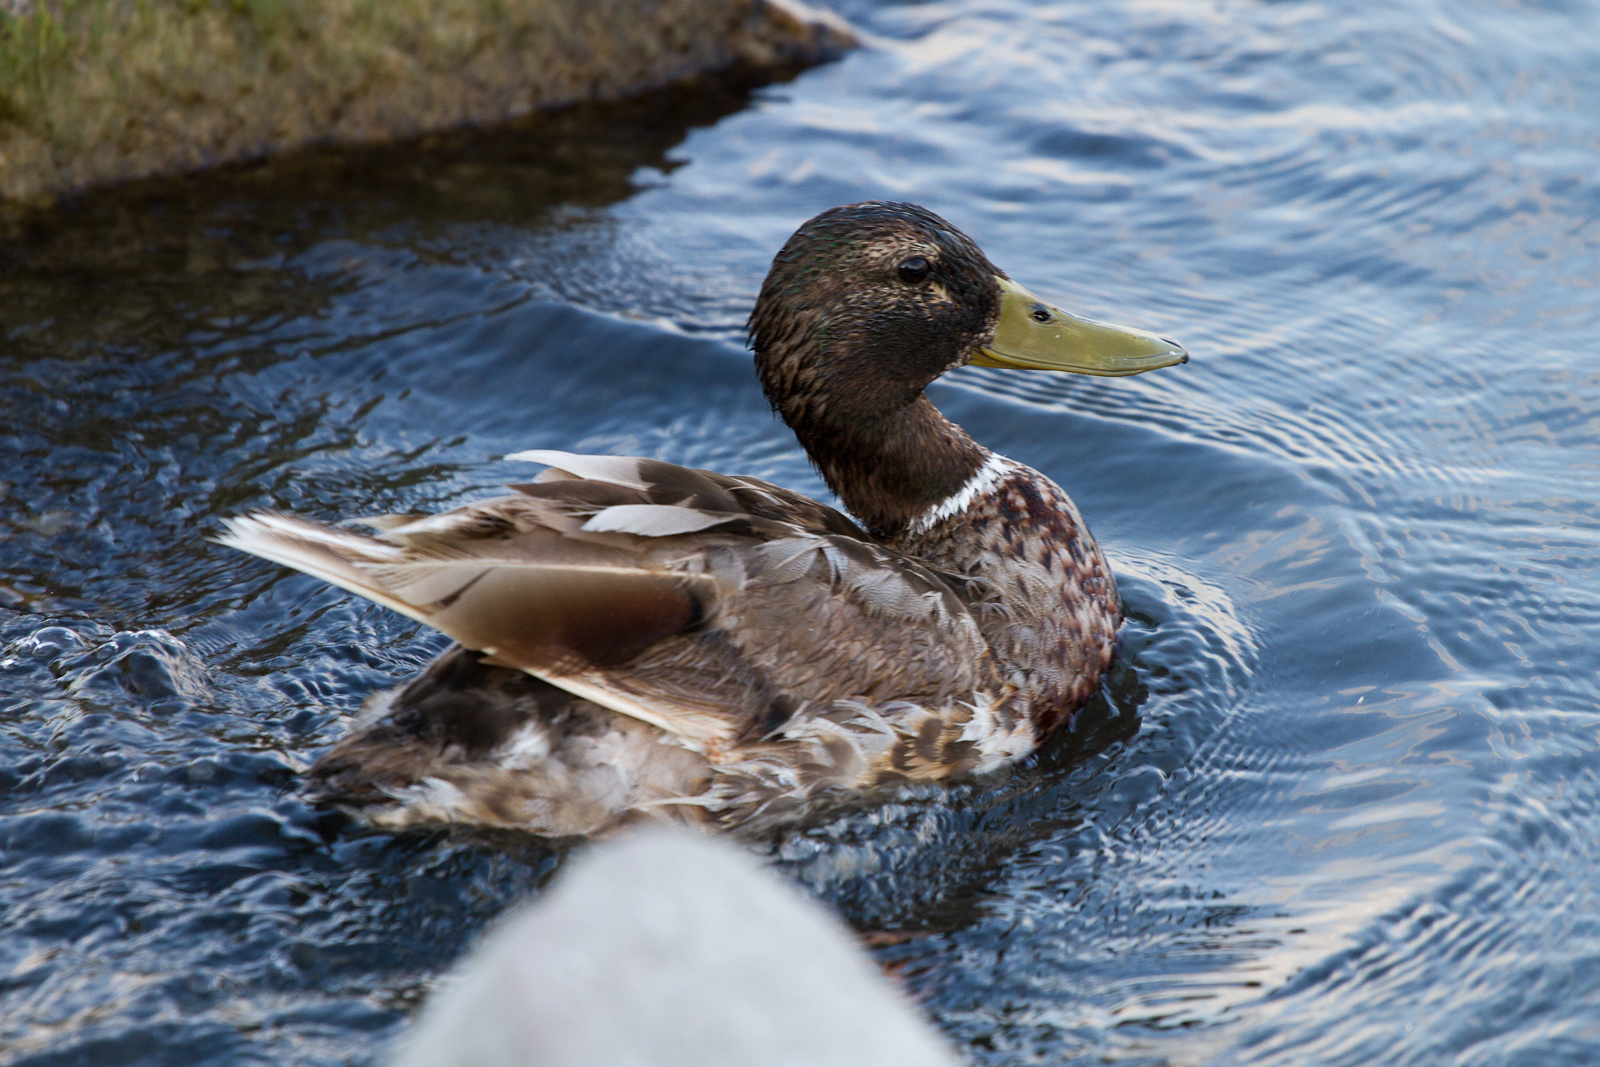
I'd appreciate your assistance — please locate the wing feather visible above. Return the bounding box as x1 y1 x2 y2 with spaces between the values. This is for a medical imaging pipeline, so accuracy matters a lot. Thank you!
506 449 649 489
582 504 740 537
220 452 997 752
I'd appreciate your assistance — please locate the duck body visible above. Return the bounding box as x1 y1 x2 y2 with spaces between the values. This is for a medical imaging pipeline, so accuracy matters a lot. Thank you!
222 202 1182 836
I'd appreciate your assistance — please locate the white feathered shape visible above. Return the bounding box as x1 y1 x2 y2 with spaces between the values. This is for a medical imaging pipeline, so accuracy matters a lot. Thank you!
390 829 961 1067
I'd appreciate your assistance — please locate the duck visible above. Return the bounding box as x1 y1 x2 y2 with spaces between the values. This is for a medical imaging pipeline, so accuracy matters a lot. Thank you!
219 201 1185 837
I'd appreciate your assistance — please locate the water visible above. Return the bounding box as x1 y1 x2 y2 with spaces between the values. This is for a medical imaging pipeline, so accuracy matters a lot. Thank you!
2 0 1598 1062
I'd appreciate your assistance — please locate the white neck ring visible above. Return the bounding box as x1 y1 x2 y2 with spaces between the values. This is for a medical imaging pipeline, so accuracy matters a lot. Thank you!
906 453 1013 535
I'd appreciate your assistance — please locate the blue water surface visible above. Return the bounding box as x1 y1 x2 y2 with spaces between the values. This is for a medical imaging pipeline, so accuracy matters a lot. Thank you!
3 0 1599 1063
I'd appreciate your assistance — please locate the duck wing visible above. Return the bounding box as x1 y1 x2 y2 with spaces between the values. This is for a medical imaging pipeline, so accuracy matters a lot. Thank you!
219 451 1001 756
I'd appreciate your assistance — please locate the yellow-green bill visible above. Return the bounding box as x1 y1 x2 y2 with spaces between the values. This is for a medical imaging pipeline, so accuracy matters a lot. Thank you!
971 276 1187 376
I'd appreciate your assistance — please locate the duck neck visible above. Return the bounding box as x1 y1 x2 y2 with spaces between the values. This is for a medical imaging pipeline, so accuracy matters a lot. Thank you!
788 394 992 541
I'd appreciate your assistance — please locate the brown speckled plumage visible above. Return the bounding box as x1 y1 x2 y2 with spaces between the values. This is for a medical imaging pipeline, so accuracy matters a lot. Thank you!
890 460 1120 738
219 201 1149 837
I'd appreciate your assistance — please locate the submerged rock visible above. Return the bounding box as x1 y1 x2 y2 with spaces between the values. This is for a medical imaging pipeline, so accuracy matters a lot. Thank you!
0 0 853 203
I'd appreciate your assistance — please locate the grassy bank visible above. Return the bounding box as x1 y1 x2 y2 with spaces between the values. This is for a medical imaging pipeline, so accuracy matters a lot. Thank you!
0 0 850 202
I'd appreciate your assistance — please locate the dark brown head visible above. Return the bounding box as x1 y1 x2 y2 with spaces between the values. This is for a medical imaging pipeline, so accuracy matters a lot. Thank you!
748 201 1004 436
746 201 1186 538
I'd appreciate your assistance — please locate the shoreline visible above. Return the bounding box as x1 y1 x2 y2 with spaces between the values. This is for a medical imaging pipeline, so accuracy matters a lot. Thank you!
0 0 852 204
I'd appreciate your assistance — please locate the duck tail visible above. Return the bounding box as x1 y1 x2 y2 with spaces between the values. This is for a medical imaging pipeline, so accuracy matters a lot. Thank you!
215 512 431 626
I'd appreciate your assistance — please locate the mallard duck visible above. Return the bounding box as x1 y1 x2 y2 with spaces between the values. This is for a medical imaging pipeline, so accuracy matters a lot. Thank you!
221 201 1185 836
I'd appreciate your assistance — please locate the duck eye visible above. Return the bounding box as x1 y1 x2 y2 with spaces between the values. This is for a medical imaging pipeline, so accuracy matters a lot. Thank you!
897 256 931 284
1030 304 1052 323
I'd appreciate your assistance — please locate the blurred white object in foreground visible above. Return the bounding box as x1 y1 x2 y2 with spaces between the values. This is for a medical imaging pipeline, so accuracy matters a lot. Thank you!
391 829 961 1067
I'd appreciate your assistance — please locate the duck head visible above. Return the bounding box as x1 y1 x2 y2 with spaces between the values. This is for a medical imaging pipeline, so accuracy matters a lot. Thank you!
747 201 1185 537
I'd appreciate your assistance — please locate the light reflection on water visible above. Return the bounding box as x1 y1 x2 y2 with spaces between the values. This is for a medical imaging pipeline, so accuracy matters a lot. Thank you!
3 0 1599 1063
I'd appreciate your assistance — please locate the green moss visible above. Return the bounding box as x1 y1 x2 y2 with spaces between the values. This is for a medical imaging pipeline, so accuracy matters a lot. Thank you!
0 6 66 121
0 0 851 202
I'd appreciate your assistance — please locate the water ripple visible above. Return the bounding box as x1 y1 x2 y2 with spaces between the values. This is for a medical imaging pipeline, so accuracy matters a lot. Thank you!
3 0 1600 1061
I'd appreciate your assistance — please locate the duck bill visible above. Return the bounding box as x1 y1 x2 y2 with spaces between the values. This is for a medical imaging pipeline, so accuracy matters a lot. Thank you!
970 277 1188 376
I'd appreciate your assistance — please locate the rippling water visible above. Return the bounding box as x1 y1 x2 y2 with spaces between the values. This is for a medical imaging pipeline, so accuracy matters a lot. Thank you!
4 0 1599 1063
